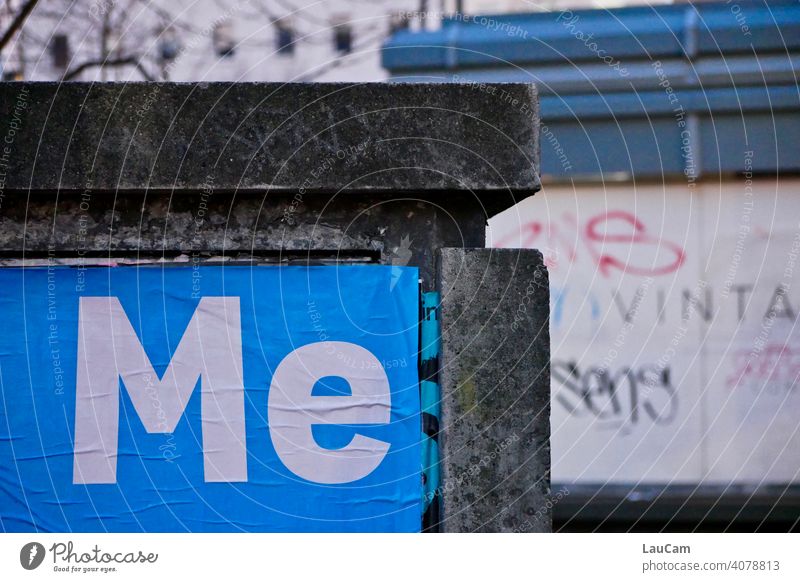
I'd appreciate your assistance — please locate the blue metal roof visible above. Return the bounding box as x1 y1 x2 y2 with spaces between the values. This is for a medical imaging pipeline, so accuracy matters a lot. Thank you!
382 1 800 181
383 1 800 72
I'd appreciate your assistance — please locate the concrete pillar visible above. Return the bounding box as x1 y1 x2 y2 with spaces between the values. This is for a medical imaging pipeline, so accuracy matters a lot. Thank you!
0 82 547 532
437 248 551 532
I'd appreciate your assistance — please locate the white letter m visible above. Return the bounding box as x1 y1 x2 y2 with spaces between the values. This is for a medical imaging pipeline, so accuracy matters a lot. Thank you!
72 297 247 484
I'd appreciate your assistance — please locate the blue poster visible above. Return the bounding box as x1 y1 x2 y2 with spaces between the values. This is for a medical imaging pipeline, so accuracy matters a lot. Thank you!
0 265 421 532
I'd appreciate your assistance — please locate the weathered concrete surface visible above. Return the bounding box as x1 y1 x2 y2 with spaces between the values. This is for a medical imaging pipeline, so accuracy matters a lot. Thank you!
0 82 539 198
0 192 486 289
437 248 551 532
0 82 541 288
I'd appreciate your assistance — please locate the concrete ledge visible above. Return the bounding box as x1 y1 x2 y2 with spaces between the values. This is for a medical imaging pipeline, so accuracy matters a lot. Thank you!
437 247 551 532
0 82 539 198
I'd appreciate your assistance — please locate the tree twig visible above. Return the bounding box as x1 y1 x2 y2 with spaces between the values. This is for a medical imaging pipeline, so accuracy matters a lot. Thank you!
63 56 154 81
0 0 41 52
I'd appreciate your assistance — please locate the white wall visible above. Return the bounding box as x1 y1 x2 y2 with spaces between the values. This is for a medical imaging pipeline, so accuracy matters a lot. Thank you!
3 0 682 82
489 178 800 486
6 0 418 82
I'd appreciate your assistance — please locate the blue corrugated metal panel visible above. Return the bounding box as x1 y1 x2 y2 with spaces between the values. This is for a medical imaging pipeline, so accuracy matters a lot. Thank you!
386 54 800 97
383 1 800 181
696 2 800 53
542 85 800 120
540 111 800 180
383 1 800 72
383 31 450 70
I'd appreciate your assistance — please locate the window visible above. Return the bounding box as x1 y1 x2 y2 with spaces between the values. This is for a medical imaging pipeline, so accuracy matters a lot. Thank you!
275 21 294 55
213 22 235 58
51 34 69 69
333 21 352 54
159 27 180 61
389 12 410 33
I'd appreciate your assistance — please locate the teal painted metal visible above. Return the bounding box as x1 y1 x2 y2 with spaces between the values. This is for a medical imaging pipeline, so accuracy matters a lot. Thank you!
383 1 800 72
420 291 441 531
382 1 800 181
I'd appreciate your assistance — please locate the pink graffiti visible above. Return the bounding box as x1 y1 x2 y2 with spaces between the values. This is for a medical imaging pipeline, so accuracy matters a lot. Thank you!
493 210 685 277
727 343 800 390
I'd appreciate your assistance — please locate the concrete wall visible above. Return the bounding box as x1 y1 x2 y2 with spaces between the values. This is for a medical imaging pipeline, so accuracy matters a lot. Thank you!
0 82 540 289
0 81 549 532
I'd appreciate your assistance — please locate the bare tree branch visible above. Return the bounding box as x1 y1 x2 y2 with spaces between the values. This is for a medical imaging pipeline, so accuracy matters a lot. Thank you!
63 55 154 81
0 0 41 52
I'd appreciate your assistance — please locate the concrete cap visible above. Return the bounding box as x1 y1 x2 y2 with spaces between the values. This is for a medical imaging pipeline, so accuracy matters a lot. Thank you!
0 82 540 202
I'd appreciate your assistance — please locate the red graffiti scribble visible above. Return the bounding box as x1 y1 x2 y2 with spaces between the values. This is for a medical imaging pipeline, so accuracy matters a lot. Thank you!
584 211 685 277
727 344 800 390
493 210 685 277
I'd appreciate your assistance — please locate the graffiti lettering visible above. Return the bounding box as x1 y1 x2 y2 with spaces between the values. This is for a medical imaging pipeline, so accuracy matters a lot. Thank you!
727 343 800 394
494 210 685 277
553 360 678 429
